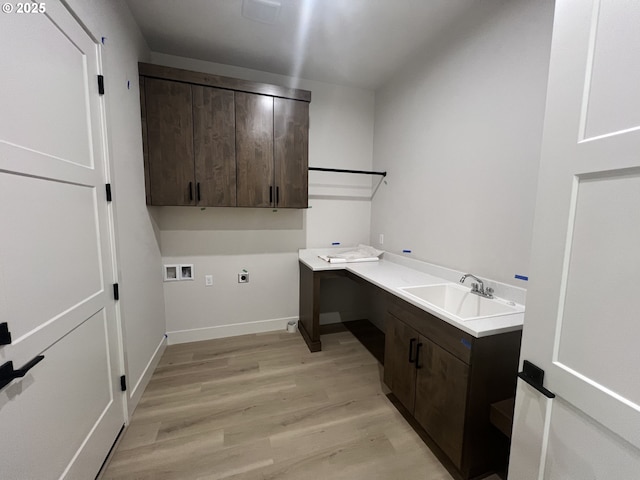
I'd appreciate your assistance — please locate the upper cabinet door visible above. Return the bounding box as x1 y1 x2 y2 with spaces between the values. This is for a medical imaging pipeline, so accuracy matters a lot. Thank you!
139 64 310 208
274 98 309 208
193 86 236 207
144 78 195 205
236 92 274 207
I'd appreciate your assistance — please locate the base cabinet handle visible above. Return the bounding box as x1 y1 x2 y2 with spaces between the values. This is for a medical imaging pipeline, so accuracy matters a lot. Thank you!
415 343 423 369
408 338 416 363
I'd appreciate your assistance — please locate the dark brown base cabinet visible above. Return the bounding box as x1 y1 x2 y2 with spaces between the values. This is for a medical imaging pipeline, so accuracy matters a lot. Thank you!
384 295 521 480
139 63 310 208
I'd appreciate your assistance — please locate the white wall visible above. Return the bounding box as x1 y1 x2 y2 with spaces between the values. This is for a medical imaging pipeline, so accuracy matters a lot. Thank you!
370 0 555 286
65 0 167 411
149 53 376 342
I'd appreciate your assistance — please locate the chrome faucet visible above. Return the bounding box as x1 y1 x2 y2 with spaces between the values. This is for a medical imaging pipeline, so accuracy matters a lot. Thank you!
460 274 494 298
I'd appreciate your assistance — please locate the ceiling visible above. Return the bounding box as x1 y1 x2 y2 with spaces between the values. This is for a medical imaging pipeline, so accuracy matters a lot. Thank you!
125 0 480 90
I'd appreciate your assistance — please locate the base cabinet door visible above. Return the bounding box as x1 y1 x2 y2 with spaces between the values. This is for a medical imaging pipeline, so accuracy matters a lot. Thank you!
384 295 521 479
384 313 419 412
414 337 469 469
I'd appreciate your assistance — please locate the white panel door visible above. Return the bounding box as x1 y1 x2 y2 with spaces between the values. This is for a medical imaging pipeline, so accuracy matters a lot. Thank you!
509 0 640 478
0 2 125 479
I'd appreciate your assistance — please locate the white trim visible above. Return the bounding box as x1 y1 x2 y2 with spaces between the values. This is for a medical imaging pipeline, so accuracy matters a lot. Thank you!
126 334 167 417
164 264 180 282
179 264 194 281
537 396 555 480
166 317 297 345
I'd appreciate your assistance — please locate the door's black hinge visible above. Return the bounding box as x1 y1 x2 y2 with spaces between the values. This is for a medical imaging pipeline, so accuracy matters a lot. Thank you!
120 375 127 392
105 183 112 202
113 283 119 301
97 75 105 95
0 323 12 345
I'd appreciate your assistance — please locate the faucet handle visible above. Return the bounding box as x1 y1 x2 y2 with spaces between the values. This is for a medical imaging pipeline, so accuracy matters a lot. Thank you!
471 282 479 292
485 287 494 298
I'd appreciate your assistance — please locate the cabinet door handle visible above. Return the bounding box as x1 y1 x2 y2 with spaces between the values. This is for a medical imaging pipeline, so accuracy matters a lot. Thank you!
0 322 12 345
196 182 201 202
0 355 45 390
408 338 417 363
269 186 273 204
415 342 423 369
188 182 193 202
276 186 280 206
518 360 556 398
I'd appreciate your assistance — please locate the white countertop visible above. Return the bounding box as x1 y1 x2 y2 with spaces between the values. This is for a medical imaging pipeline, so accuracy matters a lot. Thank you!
299 248 525 338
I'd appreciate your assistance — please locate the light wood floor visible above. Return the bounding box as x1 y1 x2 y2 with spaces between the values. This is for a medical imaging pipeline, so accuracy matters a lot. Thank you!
101 327 501 480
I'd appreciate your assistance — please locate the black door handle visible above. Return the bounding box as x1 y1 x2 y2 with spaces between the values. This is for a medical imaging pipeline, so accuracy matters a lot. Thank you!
518 360 556 398
408 338 417 363
0 322 12 345
0 355 45 390
415 343 423 369
276 186 280 206
196 182 201 202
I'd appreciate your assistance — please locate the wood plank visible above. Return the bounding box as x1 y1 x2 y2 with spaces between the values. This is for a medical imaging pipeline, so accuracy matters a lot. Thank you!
100 330 454 480
319 319 385 364
298 262 321 352
273 98 308 208
490 397 515 439
192 85 236 206
235 92 274 207
139 62 311 102
461 330 521 478
139 76 151 205
384 313 418 413
144 78 195 205
413 337 469 469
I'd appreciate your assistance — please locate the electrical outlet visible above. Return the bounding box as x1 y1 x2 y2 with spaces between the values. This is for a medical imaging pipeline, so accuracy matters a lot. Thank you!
238 273 249 283
205 275 213 286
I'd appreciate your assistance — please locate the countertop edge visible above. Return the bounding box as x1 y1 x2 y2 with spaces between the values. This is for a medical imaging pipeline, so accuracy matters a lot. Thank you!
298 249 524 338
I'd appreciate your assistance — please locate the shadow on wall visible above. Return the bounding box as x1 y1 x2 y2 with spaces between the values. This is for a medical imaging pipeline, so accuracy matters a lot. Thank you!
149 206 306 256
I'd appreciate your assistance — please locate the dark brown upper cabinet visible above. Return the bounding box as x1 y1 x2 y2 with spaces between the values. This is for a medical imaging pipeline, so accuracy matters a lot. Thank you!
139 63 311 208
274 98 309 208
236 92 274 207
193 85 236 207
143 77 195 206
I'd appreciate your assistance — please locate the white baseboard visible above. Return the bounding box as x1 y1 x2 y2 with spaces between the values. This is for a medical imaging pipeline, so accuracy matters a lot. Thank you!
126 334 167 417
166 317 297 345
